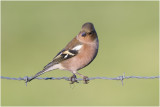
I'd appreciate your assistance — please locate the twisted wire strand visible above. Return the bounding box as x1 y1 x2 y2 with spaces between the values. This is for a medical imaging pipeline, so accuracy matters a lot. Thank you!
1 75 159 81
1 75 159 86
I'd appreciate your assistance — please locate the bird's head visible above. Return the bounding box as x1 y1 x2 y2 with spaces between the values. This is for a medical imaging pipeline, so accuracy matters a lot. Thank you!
78 22 97 43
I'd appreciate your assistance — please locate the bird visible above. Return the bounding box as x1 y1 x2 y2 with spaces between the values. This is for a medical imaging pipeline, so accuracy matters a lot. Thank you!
26 22 99 84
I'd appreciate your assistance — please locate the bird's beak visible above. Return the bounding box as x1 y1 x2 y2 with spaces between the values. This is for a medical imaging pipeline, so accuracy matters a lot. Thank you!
81 32 86 37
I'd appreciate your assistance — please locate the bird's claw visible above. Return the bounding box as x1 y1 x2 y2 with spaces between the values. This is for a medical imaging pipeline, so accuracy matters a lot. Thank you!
83 76 89 84
70 74 79 84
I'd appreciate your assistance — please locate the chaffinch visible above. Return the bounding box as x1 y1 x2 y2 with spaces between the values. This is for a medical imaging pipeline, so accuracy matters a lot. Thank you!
27 22 99 84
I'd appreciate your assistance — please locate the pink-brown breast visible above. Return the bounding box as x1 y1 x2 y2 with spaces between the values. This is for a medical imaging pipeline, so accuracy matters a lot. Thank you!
61 39 98 71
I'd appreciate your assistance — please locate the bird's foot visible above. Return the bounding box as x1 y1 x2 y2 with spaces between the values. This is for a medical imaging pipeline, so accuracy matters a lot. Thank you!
83 76 89 84
70 74 79 84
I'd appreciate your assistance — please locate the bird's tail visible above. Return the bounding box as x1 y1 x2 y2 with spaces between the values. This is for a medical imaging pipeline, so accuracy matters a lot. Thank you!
26 61 57 84
26 69 47 83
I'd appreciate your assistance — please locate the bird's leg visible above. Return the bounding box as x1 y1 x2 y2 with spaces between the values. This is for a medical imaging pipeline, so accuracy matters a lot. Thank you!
75 72 89 84
70 74 79 84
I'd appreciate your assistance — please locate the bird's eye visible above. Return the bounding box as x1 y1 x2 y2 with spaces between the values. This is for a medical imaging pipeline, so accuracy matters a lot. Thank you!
82 32 86 37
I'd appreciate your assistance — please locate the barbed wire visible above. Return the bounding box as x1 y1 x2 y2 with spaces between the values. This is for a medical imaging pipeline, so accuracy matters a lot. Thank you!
1 73 159 86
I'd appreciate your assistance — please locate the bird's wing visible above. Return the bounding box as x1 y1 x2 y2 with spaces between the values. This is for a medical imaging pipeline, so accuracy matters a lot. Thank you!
43 37 82 71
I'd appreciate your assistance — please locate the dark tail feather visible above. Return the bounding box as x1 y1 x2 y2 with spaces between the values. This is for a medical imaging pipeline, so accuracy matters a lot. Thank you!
26 61 56 85
26 70 46 83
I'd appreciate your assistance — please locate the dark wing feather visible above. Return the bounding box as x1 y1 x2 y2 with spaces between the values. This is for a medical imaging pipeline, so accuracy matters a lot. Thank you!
43 49 78 70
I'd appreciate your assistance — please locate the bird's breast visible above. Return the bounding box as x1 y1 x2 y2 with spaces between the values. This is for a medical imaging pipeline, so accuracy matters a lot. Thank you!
61 40 98 71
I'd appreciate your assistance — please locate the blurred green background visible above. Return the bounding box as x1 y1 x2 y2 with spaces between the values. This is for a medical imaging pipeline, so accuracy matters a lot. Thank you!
1 1 159 106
